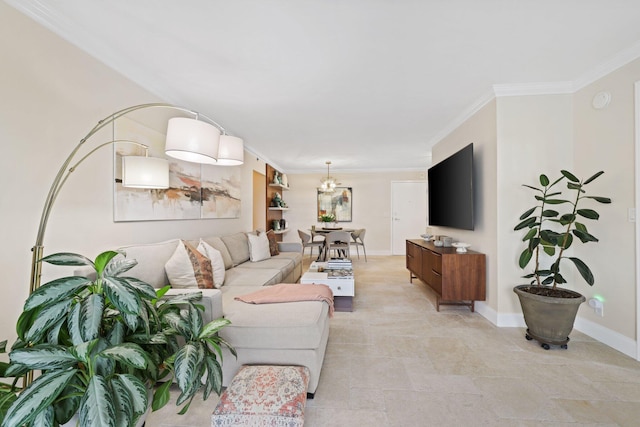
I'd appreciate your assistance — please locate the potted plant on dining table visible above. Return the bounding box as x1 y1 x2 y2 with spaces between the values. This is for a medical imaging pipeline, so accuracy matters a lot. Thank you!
319 214 337 229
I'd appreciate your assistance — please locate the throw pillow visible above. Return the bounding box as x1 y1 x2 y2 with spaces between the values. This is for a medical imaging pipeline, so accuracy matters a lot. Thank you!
221 232 250 266
165 240 214 289
200 236 234 270
197 239 226 288
266 229 279 256
247 231 271 262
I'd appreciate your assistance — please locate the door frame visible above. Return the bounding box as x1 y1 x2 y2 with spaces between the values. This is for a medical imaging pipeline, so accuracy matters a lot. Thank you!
635 81 640 360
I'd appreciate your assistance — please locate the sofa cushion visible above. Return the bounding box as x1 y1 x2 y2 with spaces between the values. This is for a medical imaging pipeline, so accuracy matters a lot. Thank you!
200 236 234 270
223 268 283 287
197 239 226 288
221 232 250 266
220 286 330 350
234 256 295 280
248 232 271 262
118 239 180 288
165 240 214 289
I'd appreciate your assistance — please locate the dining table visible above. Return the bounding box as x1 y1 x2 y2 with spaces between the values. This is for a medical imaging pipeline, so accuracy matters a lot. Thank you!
309 227 355 261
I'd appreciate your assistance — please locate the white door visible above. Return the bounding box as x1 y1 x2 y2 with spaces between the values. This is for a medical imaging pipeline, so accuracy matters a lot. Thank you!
391 181 427 255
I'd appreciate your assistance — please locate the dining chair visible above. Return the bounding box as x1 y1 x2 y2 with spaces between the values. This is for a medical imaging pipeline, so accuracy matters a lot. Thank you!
325 231 351 260
298 230 325 259
350 228 367 262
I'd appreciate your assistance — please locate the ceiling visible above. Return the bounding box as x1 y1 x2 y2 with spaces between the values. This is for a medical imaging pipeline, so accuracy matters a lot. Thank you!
7 1 640 173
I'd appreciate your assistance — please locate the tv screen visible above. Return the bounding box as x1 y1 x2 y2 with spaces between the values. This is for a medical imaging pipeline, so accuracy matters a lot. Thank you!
428 143 474 230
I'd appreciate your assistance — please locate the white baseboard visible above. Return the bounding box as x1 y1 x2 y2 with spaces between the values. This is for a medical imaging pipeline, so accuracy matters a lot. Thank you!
480 308 637 359
574 316 638 359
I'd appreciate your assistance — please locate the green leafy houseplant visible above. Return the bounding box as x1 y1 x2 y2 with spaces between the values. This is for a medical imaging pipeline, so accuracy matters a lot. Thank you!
514 170 612 295
513 170 611 349
2 250 235 427
319 214 335 223
0 341 20 422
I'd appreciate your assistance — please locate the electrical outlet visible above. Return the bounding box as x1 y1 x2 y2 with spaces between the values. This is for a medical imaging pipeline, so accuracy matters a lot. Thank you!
589 298 604 317
629 208 636 223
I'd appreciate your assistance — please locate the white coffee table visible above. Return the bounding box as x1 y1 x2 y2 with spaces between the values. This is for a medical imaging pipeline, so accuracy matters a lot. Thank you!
300 262 354 312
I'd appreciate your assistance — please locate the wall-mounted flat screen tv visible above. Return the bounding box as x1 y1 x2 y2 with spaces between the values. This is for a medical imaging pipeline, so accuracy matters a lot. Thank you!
428 143 474 230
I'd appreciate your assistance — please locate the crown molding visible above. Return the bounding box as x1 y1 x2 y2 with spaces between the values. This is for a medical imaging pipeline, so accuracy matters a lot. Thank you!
492 81 575 97
426 89 495 147
285 166 428 175
573 39 640 91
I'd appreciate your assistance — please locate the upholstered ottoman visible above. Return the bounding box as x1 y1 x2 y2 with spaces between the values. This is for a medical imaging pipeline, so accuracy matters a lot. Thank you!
211 365 310 426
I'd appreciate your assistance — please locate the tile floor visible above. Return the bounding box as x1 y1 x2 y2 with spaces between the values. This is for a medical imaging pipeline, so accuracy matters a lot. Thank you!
146 255 640 426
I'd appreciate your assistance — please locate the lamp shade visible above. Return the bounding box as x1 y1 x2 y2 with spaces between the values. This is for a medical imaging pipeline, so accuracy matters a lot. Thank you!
217 135 244 166
165 117 220 164
122 156 170 189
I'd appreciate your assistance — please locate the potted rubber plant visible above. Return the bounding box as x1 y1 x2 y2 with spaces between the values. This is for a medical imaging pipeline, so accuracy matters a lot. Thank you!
1 250 234 427
513 170 611 349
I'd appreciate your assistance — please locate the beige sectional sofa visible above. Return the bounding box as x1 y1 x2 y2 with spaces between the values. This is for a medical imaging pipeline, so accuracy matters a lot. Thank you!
110 232 330 394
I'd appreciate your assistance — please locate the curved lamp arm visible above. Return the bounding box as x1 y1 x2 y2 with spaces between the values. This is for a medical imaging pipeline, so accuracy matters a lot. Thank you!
29 103 225 293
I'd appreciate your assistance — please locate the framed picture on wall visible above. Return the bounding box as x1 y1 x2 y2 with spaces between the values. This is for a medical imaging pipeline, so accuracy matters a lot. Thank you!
317 187 352 222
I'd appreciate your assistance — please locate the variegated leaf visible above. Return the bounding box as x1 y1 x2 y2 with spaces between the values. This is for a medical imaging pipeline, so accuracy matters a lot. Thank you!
107 321 125 346
187 304 203 338
79 375 115 427
162 292 203 306
46 317 65 345
162 311 191 338
95 250 125 275
3 368 77 427
114 374 149 417
80 293 104 341
123 312 141 331
103 276 143 315
204 354 223 398
9 345 77 370
24 276 90 311
32 404 54 427
174 342 204 398
100 343 148 370
41 252 94 267
104 257 137 279
25 299 73 343
67 302 84 346
69 339 98 364
199 318 231 339
119 276 157 299
109 375 134 427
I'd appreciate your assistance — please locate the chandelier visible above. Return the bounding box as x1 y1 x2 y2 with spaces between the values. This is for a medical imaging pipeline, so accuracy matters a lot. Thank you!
320 161 338 193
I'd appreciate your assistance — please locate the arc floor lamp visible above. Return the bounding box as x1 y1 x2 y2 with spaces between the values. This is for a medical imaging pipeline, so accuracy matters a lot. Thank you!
29 102 244 297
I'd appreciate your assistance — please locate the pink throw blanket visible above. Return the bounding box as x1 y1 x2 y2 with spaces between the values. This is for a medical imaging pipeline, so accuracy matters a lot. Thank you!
235 283 334 316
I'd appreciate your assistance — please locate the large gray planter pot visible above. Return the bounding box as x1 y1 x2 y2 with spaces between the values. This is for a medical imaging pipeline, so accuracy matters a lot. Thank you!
513 285 586 350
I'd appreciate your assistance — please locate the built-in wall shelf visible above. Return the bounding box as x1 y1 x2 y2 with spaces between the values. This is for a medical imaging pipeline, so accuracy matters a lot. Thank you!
269 183 289 190
266 164 290 242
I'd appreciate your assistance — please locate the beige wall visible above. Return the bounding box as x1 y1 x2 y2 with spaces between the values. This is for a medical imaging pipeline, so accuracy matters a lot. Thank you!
0 3 261 343
431 100 498 315
433 59 640 356
496 94 574 317
572 59 640 341
281 171 426 255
